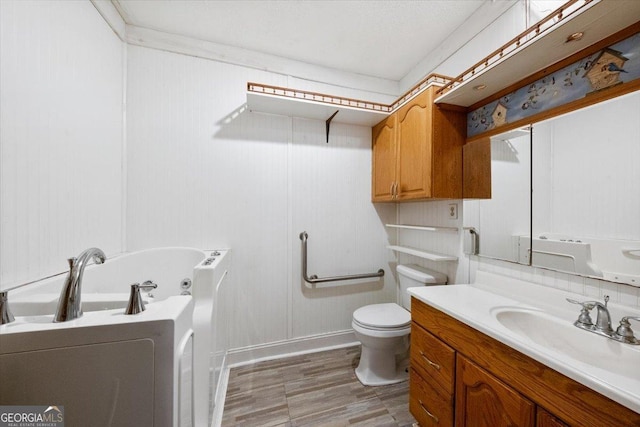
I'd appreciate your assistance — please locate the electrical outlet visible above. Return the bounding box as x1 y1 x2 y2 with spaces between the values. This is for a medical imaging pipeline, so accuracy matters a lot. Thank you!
448 203 458 219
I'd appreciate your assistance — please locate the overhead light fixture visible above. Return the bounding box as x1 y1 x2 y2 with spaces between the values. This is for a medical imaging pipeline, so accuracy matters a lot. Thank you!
566 32 584 43
474 84 487 91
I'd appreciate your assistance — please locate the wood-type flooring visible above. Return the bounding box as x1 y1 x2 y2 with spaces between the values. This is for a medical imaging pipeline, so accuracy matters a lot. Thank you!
221 346 417 426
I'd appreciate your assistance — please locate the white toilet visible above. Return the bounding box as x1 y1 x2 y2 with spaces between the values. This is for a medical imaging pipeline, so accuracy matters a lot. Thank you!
352 264 447 386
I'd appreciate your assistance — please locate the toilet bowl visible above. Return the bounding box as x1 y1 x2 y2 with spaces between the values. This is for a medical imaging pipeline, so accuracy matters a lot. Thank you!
352 264 447 386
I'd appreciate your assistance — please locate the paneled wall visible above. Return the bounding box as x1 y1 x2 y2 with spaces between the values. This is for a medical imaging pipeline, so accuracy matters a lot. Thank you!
0 1 124 289
126 46 396 349
395 201 463 286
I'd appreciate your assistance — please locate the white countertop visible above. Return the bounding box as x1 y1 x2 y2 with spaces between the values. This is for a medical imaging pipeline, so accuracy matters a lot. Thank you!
407 271 640 414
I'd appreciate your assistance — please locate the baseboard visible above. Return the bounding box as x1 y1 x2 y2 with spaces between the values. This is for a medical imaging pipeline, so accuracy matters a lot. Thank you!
226 329 359 368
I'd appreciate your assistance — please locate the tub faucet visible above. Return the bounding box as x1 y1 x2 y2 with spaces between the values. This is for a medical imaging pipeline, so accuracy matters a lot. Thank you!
54 247 106 322
0 291 15 325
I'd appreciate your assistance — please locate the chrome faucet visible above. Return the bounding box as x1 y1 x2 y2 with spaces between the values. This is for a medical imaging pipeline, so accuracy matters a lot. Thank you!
591 296 613 334
567 296 612 334
0 291 15 325
567 295 639 345
53 248 106 322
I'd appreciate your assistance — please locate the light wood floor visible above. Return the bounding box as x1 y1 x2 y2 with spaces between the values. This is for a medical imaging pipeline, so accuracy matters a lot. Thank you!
221 346 417 426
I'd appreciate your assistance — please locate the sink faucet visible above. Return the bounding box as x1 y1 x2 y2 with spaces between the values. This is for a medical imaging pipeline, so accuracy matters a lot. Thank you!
54 248 106 322
591 296 613 334
567 295 613 334
567 295 640 345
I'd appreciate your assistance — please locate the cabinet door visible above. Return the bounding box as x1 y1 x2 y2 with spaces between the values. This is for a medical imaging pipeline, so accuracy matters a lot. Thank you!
456 354 535 427
396 89 432 200
372 114 397 202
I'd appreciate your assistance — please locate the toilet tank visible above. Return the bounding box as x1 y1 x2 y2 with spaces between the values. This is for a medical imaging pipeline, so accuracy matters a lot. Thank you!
397 264 447 310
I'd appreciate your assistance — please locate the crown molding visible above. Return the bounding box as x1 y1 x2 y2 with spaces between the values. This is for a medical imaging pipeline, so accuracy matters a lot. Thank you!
90 0 126 41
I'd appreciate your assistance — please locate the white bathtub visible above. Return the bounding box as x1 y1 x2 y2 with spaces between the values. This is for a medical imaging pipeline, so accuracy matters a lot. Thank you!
2 247 231 427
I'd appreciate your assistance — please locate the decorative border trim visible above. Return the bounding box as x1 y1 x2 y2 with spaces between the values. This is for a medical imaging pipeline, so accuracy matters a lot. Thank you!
248 73 453 116
437 0 591 96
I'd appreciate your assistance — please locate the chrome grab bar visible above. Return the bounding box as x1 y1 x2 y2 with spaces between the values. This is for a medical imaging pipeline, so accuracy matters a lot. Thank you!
299 231 385 284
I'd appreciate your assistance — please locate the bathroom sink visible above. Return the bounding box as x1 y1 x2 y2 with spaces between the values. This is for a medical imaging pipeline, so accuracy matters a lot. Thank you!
493 307 640 380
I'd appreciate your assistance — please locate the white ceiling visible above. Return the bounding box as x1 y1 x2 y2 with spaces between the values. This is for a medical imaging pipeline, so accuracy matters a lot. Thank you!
113 0 512 82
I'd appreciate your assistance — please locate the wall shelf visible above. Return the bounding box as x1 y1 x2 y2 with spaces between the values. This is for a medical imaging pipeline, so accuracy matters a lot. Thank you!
246 75 452 128
435 0 640 107
386 224 459 233
387 245 458 262
246 83 390 127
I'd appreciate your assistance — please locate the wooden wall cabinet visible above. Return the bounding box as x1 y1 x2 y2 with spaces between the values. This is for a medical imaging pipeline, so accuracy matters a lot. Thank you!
371 86 466 202
462 137 492 199
410 297 640 427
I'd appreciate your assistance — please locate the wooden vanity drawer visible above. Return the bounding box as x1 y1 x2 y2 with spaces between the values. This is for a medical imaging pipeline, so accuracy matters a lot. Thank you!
411 321 456 395
410 368 454 427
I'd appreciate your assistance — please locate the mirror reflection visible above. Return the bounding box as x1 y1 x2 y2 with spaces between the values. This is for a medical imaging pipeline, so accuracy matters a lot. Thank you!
464 128 531 264
531 91 640 287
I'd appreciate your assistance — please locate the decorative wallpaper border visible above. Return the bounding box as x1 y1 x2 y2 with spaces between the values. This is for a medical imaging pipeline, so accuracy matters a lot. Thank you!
467 31 640 138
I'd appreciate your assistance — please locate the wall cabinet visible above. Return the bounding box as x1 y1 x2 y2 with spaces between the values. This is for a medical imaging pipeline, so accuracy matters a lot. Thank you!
462 137 492 199
371 86 466 202
410 297 640 427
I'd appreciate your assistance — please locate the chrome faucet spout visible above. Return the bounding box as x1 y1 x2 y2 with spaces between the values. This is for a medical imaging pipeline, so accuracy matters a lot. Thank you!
53 247 106 322
592 299 613 334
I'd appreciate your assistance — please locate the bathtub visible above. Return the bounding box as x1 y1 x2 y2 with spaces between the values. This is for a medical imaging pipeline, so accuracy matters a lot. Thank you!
1 247 231 427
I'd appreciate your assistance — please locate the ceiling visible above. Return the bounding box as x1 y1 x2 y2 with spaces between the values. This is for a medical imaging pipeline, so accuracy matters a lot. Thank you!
112 0 512 82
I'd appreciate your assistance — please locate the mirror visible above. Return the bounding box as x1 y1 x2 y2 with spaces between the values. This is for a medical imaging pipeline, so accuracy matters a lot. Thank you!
464 127 532 264
531 90 640 287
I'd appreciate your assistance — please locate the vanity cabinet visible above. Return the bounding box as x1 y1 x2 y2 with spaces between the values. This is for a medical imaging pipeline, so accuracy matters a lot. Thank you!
410 297 640 427
536 408 569 427
371 86 466 202
455 355 534 427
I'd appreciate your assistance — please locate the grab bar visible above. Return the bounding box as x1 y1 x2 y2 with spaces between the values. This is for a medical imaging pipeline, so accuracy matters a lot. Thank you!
299 231 385 284
622 248 640 258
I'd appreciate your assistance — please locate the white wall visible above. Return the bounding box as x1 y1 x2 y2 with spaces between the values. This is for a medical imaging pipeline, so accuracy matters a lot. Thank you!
0 1 125 289
126 46 396 349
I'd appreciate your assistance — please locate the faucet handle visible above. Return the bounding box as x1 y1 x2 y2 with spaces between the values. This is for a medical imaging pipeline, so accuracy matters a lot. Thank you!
125 282 155 315
614 317 640 344
140 280 158 291
566 298 596 327
566 298 597 310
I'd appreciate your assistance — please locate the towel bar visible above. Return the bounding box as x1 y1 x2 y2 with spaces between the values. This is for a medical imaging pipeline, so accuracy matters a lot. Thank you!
299 231 385 284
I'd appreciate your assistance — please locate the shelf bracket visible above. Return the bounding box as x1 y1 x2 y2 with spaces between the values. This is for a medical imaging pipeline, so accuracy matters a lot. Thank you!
325 110 339 143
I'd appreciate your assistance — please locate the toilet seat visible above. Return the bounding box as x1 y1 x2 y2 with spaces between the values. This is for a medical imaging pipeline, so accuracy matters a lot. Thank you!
352 303 410 330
